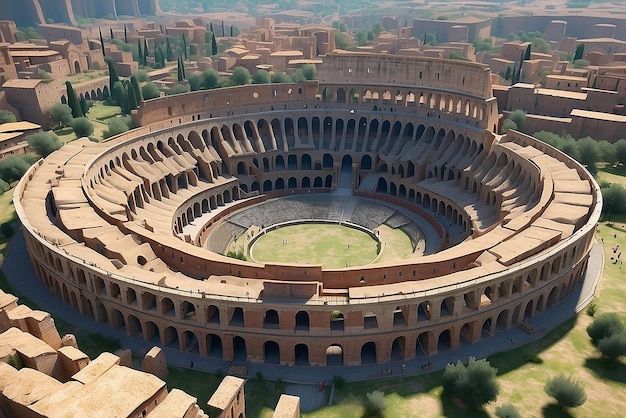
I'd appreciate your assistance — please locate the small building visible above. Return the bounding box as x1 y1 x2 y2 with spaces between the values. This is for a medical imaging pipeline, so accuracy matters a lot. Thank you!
207 376 246 418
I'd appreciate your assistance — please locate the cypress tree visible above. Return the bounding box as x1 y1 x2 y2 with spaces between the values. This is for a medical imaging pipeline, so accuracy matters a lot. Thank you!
181 56 186 79
104 57 120 91
182 33 188 59
65 81 83 118
210 22 214 33
524 44 531 60
177 57 183 82
230 25 233 37
124 25 128 44
130 75 142 104
127 81 138 111
143 39 149 66
137 38 142 65
158 46 165 68
110 27 114 40
221 21 225 37
511 62 517 84
504 66 512 81
99 27 106 57
166 37 173 62
573 43 585 62
211 32 218 56
79 96 89 116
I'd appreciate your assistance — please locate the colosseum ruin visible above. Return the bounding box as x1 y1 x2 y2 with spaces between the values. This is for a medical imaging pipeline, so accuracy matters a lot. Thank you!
14 52 601 368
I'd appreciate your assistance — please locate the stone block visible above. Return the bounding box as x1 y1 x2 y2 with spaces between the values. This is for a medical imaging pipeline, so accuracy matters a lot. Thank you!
114 348 133 368
273 394 300 418
60 334 78 349
141 346 168 379
58 346 90 381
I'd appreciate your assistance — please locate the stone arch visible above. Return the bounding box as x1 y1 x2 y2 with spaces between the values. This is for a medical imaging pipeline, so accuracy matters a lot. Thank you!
326 344 343 366
264 340 280 364
361 341 377 364
295 343 309 366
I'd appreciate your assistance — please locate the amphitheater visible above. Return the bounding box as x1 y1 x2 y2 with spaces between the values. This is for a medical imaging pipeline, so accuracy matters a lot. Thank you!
14 51 602 368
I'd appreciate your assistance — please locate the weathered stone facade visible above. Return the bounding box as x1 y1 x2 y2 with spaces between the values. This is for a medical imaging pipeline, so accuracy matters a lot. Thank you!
14 52 601 368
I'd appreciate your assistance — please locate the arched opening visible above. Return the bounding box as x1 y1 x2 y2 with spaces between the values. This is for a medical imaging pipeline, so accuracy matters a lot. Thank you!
207 305 220 323
264 340 280 364
127 315 142 337
163 326 179 349
360 342 377 364
182 330 199 354
263 309 280 329
295 311 309 331
330 310 344 331
438 329 452 352
295 343 309 366
391 337 405 361
144 321 160 344
230 307 245 327
206 334 223 358
233 336 247 362
326 344 343 366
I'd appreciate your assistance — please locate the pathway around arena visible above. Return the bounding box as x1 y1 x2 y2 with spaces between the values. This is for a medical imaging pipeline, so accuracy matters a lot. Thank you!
2 229 604 411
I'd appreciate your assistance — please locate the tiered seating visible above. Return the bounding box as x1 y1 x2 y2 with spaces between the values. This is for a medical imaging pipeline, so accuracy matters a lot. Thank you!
207 222 247 254
350 200 395 230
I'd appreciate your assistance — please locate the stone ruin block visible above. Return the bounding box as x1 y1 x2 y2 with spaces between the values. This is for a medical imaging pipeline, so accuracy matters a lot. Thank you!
207 376 245 418
0 291 18 332
60 334 78 349
273 394 300 418
0 344 21 369
58 346 90 381
114 348 133 368
5 305 62 350
141 346 168 379
1 366 63 418
0 328 59 378
71 352 119 385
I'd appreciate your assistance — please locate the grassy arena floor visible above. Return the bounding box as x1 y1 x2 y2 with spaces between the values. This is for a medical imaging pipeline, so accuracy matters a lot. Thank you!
251 224 380 269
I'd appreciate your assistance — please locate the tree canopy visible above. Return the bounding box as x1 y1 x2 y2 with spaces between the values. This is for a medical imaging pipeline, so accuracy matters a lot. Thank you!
27 131 63 158
544 374 587 410
0 155 31 183
0 110 17 124
70 117 94 138
442 357 500 408
230 67 251 86
49 104 73 128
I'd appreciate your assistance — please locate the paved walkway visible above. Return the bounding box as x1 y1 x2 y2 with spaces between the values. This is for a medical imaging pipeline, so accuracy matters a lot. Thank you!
1 228 604 411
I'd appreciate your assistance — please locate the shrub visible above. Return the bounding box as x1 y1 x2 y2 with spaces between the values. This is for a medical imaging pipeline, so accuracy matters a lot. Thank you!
597 332 626 361
544 374 586 410
524 351 543 364
586 313 625 344
142 82 161 100
50 103 73 128
70 116 94 138
0 109 17 124
252 69 270 84
495 403 522 418
103 116 132 139
0 156 31 183
165 84 190 96
586 302 597 316
501 118 517 133
27 131 63 157
0 178 9 194
366 390 387 412
230 66 251 86
134 69 149 82
442 357 500 408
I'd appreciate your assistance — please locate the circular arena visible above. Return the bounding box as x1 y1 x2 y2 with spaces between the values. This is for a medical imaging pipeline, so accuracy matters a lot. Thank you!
14 52 601 367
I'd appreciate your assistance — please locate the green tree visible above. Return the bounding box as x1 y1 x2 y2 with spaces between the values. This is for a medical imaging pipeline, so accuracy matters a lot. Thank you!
252 69 270 84
442 357 500 408
130 75 142 104
211 32 218 55
299 64 316 80
177 56 184 82
614 138 626 164
272 72 292 83
26 131 62 158
425 33 437 46
37 69 52 80
182 33 188 59
65 81 83 118
137 38 142 64
355 31 367 46
79 98 89 117
508 109 527 130
587 313 625 343
524 44 531 60
544 374 587 410
597 332 626 361
135 69 149 82
166 37 174 61
188 73 203 91
104 57 120 91
573 43 585 61
574 59 590 68
495 403 522 418
202 69 221 89
112 81 127 113
576 136 600 174
504 66 512 81
598 140 617 163
0 155 31 183
166 84 190 96
99 27 106 57
334 32 353 49
372 22 384 36
0 178 9 194
70 117 94 138
143 39 149 66
291 70 306 83
230 66 251 85
602 183 626 215
103 116 132 139
49 104 73 128
0 110 17 124
501 118 518 133
366 390 387 413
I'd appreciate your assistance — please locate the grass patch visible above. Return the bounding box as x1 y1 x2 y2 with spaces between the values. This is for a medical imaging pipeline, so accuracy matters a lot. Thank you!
87 102 122 121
